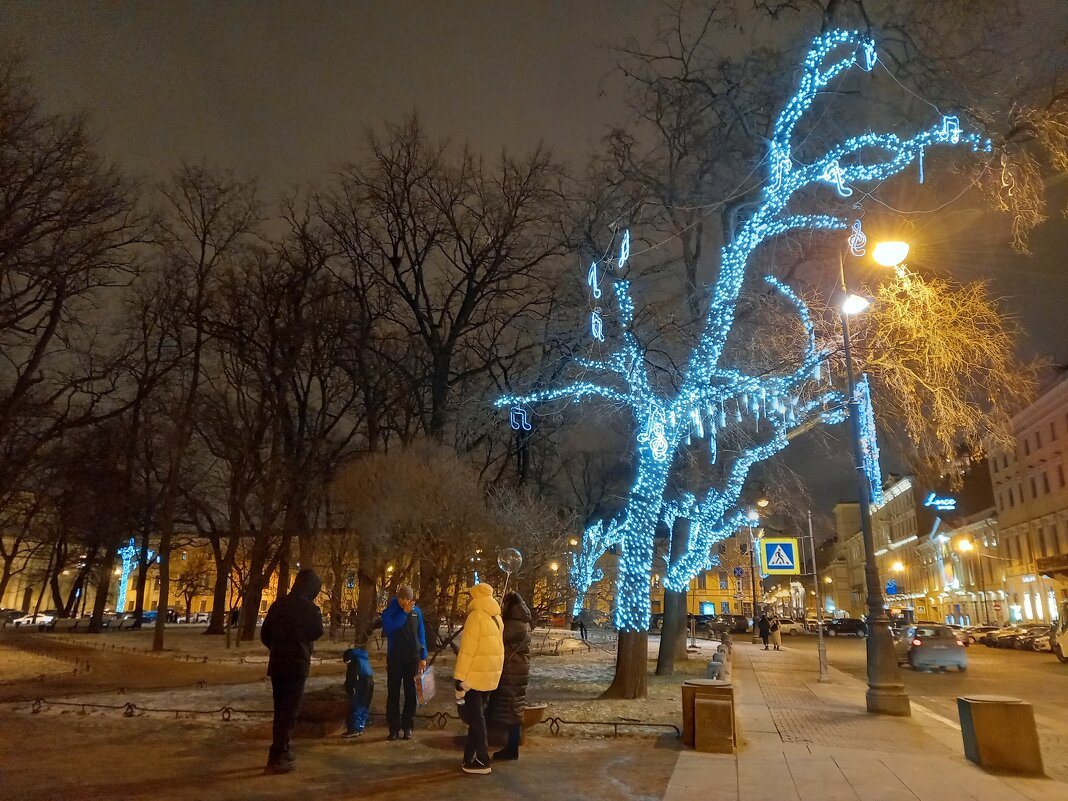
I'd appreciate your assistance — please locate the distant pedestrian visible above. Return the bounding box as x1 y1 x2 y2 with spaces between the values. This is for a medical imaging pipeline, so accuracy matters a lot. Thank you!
757 613 771 650
342 637 374 737
260 569 324 774
381 585 427 741
769 614 782 651
571 613 588 641
454 583 504 775
489 591 532 761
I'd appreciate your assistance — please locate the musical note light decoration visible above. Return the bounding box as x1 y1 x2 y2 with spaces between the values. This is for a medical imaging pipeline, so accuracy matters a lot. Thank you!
497 30 990 634
848 219 867 257
509 406 532 431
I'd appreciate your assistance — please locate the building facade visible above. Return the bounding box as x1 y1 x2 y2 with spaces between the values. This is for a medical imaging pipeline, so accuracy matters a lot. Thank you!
988 373 1068 624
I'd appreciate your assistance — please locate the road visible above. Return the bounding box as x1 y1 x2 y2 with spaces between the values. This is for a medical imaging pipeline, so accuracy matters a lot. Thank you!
783 633 1068 728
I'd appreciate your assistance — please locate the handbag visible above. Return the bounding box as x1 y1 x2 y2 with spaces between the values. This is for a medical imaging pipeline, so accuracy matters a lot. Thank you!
416 665 436 705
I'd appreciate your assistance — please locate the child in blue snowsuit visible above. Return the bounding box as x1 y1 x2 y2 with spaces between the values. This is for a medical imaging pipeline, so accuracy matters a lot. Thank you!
342 641 374 737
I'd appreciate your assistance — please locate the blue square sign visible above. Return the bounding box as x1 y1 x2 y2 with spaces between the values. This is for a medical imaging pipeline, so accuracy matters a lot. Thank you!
760 538 800 575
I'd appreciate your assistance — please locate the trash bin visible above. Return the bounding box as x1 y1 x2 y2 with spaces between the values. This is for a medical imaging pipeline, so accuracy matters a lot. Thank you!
957 695 1043 775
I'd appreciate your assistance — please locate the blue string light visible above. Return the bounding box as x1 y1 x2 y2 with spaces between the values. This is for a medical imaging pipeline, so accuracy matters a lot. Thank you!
856 374 884 506
497 29 990 634
115 538 155 615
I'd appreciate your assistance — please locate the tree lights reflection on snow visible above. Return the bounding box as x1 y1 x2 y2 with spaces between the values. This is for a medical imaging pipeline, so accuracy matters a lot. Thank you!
498 30 989 633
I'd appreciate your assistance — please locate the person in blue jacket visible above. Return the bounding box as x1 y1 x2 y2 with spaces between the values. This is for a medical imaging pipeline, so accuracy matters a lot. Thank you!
381 585 427 740
342 637 374 737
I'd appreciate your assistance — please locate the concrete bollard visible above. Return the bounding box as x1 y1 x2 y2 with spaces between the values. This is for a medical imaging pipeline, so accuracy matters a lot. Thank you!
682 679 734 749
957 695 1043 775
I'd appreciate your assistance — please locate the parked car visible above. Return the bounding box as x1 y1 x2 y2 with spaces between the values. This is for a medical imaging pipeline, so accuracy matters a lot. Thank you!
1012 625 1053 650
190 611 211 624
1 608 23 626
963 625 999 644
894 625 967 672
825 617 867 637
13 612 54 629
993 626 1040 649
775 617 806 636
979 625 1020 646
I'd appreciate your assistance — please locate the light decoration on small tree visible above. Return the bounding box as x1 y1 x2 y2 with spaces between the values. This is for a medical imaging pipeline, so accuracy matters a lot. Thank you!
498 29 990 634
115 538 155 615
569 518 621 617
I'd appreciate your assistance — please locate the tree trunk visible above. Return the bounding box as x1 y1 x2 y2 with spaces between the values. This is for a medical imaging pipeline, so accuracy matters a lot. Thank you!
241 572 266 642
88 544 118 633
657 516 690 675
328 563 343 640
206 567 229 635
133 526 152 623
600 631 649 699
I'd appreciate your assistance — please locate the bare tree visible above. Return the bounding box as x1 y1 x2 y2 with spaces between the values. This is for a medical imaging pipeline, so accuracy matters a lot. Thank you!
149 164 260 651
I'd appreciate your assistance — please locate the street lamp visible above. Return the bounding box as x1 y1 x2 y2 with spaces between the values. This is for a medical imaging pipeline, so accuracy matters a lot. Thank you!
839 243 911 716
871 241 910 268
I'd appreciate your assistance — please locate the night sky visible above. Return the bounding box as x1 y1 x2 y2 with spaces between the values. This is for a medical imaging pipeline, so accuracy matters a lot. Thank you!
3 2 1065 519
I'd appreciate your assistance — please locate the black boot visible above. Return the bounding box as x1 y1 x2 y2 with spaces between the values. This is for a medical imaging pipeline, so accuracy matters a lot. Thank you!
493 747 519 761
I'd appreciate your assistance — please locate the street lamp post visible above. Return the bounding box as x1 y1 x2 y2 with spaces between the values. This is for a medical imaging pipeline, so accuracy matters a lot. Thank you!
807 510 829 682
747 510 761 643
840 249 911 716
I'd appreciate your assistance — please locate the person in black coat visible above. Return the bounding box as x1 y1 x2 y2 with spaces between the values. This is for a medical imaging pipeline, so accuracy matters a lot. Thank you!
260 569 324 774
487 591 531 761
757 612 771 650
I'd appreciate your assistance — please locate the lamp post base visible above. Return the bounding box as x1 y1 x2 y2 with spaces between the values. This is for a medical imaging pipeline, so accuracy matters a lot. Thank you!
865 622 911 716
866 685 912 716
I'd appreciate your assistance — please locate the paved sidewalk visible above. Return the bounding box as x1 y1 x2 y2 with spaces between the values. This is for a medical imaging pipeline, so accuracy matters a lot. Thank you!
663 641 1068 801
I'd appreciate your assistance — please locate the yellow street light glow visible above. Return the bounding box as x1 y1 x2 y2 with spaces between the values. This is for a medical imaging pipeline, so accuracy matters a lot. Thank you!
756 497 770 508
872 240 910 267
549 561 559 572
891 561 905 573
841 293 871 315
386 564 394 573
824 577 832 584
568 538 579 546
956 539 974 552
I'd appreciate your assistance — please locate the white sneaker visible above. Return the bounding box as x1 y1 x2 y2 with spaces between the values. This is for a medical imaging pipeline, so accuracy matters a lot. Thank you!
462 757 492 775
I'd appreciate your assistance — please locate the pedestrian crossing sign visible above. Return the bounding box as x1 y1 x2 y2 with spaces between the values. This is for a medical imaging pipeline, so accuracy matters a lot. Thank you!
760 538 800 575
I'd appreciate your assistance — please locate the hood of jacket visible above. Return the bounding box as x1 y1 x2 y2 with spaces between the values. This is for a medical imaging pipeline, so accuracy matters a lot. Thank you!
467 583 502 617
501 591 531 624
290 569 322 600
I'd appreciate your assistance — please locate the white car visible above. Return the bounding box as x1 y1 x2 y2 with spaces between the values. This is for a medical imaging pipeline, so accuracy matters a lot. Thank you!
776 617 806 636
13 613 54 628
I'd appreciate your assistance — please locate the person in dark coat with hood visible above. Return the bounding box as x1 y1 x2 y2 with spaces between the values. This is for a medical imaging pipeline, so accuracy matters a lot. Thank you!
487 591 532 761
260 569 324 773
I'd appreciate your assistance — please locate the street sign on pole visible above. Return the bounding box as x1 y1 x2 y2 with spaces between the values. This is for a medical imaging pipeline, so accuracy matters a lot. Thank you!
760 538 801 575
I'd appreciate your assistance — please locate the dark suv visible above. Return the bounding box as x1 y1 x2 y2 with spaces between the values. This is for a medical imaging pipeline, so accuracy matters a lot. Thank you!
825 617 867 637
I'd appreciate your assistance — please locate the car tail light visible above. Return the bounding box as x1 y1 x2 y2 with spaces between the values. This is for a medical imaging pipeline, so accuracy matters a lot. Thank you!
911 638 923 647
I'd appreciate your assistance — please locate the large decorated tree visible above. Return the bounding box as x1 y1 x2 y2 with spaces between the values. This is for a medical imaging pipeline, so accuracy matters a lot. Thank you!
498 30 989 698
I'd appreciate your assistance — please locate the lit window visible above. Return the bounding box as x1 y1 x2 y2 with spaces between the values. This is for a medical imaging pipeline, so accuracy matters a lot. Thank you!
1023 593 1034 620
1034 594 1043 620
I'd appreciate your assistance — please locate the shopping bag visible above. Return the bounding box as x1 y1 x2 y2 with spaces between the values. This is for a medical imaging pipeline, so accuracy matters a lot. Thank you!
416 665 436 705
